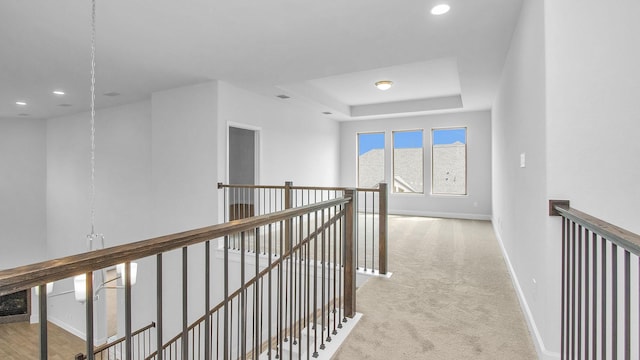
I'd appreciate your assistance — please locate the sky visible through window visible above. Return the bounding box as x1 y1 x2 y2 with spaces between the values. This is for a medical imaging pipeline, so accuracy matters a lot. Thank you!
393 130 422 148
358 133 384 155
433 128 466 145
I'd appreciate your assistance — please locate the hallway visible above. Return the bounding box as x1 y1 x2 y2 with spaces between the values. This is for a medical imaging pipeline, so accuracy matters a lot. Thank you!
335 216 537 359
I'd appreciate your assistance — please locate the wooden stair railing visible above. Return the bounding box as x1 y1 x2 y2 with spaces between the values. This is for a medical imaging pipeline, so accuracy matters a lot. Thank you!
219 181 389 275
550 200 640 360
146 204 350 359
0 195 356 360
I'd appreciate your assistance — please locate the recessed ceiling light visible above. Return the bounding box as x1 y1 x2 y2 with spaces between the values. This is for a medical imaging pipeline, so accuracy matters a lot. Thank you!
431 4 450 15
375 80 393 91
322 111 332 115
16 101 27 106
103 92 121 97
58 103 73 107
53 90 65 95
276 94 291 99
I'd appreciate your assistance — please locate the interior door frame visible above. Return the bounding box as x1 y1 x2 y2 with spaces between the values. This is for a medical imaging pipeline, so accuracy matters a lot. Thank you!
226 122 261 186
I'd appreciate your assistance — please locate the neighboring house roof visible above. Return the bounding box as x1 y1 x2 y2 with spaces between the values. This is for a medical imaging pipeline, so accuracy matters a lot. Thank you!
359 144 466 194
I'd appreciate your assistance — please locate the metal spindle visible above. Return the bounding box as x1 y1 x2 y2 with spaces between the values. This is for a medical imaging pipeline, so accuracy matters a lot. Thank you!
313 211 319 358
224 235 230 360
561 217 566 359
241 231 247 359
157 254 164 360
577 225 582 359
591 231 597 359
584 227 590 359
38 284 48 360
206 241 211 360
570 221 576 359
612 242 618 360
320 208 326 350
624 250 630 360
602 236 607 360
181 249 188 360
86 271 95 360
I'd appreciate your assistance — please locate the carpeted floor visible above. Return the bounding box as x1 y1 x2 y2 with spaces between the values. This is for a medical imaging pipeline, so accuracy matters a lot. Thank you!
334 216 537 359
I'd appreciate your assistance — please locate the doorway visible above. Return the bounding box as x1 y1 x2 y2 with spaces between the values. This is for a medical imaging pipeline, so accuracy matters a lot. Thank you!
228 125 259 219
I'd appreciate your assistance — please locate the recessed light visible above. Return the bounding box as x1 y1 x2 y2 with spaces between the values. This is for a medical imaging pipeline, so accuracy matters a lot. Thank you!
322 111 332 115
16 101 27 106
53 90 65 95
431 4 450 15
18 113 30 117
103 92 121 97
276 94 291 99
58 103 73 107
375 80 393 91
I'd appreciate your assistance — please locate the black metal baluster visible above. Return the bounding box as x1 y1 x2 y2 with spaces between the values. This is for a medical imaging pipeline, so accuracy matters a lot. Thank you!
612 242 618 360
570 221 576 359
561 217 566 360
206 241 211 360
584 228 591 360
157 254 164 360
241 231 247 359
577 225 583 359
182 249 188 360
268 223 273 360
592 232 597 360
313 211 319 358
601 236 607 360
624 250 630 360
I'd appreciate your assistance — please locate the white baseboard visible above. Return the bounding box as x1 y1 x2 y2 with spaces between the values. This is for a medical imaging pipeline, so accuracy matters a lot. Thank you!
491 220 560 360
390 209 492 221
48 315 86 341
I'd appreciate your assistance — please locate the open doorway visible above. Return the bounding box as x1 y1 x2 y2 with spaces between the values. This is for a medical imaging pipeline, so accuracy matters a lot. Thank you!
228 125 259 220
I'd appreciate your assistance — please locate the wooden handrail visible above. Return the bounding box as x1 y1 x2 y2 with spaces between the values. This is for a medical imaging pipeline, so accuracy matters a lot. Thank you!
550 200 640 256
218 182 383 193
0 197 350 297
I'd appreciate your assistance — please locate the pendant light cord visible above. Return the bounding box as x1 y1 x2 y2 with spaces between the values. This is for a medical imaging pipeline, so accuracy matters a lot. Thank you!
89 0 97 237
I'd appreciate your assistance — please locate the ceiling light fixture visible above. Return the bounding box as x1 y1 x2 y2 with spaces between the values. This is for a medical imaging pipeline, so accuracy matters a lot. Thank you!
16 101 27 106
431 4 450 15
53 90 65 95
375 80 393 91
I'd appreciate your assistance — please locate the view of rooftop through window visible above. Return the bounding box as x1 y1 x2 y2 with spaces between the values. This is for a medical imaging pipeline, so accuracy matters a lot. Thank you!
393 130 424 194
432 128 467 195
358 132 385 188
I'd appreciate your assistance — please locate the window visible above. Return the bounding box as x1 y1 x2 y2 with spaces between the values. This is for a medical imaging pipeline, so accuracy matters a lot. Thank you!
392 130 423 193
357 132 385 188
432 128 467 195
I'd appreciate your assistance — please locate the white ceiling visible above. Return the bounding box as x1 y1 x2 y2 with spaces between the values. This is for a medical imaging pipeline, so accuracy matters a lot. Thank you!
0 0 523 120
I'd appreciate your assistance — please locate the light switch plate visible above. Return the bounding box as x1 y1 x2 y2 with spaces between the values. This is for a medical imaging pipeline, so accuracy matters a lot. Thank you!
520 153 526 168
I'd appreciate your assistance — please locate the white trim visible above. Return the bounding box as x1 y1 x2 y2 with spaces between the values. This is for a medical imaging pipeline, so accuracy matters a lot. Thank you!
48 315 86 340
389 208 491 221
491 219 560 360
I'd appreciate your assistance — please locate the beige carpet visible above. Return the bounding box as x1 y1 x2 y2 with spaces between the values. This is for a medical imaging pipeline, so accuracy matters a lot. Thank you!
334 216 537 359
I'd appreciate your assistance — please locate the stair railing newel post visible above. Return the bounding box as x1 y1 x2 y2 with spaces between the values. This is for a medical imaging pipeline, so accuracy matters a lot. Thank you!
284 181 293 253
344 189 357 319
378 182 388 275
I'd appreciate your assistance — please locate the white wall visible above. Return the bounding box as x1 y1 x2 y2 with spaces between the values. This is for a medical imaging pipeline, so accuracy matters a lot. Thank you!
46 100 153 341
0 118 46 269
546 0 640 234
150 81 219 342
493 0 640 358
492 0 558 358
340 111 492 220
217 82 340 188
